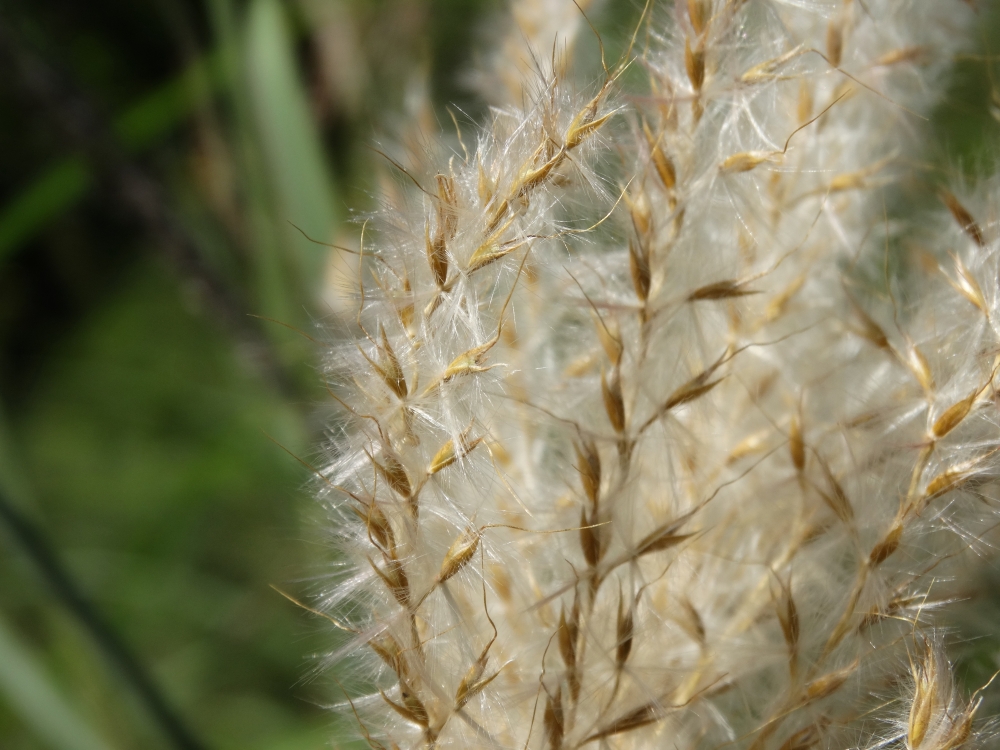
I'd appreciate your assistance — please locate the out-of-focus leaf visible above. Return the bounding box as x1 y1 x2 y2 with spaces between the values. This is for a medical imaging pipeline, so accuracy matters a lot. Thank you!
0 613 116 750
0 158 90 264
245 0 339 314
0 51 225 266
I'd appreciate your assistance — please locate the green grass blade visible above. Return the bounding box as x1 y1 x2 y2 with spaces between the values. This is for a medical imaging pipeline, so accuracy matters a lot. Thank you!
0 613 116 750
245 0 339 303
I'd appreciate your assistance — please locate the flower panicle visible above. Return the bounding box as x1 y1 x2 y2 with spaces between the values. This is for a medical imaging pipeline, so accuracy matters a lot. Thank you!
314 1 1000 748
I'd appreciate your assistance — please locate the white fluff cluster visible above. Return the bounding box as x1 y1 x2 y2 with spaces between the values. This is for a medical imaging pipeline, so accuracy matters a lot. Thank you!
315 1 999 748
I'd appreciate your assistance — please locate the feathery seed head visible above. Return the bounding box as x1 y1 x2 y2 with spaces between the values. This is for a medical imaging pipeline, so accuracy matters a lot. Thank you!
311 1 1000 747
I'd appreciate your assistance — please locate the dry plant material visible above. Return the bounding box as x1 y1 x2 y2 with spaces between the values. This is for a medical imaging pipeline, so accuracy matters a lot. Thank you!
310 1 999 748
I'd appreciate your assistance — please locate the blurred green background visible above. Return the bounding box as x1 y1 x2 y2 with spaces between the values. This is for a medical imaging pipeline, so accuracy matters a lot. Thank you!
0 1 998 749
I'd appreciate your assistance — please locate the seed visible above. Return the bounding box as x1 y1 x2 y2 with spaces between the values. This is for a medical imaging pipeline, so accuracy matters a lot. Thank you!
575 439 601 506
370 449 413 500
662 370 724 413
803 662 853 703
905 344 934 394
679 596 705 645
775 580 799 654
949 253 988 314
629 237 651 302
932 391 977 439
425 220 449 288
907 647 936 749
636 515 695 558
616 589 635 667
455 654 500 710
685 36 705 91
826 20 843 67
601 367 626 433
580 507 602 567
428 430 483 475
369 556 410 608
583 702 660 743
642 120 676 190
543 687 564 750
797 80 813 124
874 46 927 67
350 497 396 553
368 634 406 677
435 173 458 239
558 603 578 669
720 151 775 174
688 279 758 301
437 527 481 583
868 522 902 567
687 0 707 35
378 326 407 398
789 417 805 472
380 683 429 727
594 314 623 365
816 457 854 525
941 190 985 247
565 106 614 151
467 236 530 274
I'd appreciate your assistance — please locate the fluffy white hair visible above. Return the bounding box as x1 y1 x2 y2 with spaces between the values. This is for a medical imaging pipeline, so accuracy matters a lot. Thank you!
314 1 999 748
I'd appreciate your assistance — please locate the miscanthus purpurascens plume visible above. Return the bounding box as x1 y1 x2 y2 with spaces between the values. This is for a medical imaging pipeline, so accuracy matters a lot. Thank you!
310 1 1000 747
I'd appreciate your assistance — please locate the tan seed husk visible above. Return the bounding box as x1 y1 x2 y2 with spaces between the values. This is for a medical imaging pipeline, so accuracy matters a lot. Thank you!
583 702 661 743
826 20 843 67
428 431 483 476
789 417 805 472
616 590 635 667
687 0 707 35
642 120 676 190
580 507 603 567
629 238 651 302
371 450 413 500
370 556 410 608
803 663 854 703
949 254 988 314
685 36 705 91
602 368 626 433
941 190 985 247
688 279 759 301
575 439 601 506
425 220 449 288
817 458 854 524
720 151 775 174
543 687 564 750
437 527 481 583
868 522 903 567
378 326 407 399
380 684 429 727
932 391 977 439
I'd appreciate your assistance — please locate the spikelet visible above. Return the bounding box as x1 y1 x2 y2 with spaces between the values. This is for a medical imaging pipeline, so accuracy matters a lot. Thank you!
315 1 1000 748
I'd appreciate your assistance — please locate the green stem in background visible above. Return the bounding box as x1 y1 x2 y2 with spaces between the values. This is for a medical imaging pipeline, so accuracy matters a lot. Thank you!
0 488 209 750
0 612 116 750
0 405 208 750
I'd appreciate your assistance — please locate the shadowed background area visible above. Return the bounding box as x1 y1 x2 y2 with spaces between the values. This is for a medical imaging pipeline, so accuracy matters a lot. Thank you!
0 1 998 749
